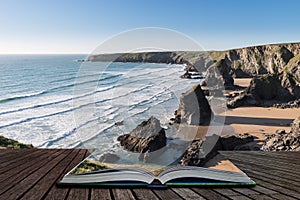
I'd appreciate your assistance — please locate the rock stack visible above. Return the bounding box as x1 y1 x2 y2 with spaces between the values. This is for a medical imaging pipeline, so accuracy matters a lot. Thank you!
262 117 300 151
179 134 255 167
172 84 212 125
117 116 167 154
227 73 300 108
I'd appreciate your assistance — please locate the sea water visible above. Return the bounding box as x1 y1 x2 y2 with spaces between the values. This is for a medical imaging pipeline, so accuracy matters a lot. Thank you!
0 55 201 156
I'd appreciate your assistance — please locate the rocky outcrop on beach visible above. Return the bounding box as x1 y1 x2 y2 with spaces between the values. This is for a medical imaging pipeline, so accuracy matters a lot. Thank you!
117 116 166 153
273 99 300 109
99 153 120 163
220 134 255 150
227 71 300 108
179 134 256 166
172 84 212 125
179 135 221 166
262 117 300 151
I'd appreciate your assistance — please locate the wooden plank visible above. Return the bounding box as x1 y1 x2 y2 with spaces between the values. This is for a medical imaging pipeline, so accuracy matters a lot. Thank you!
235 151 300 163
246 176 300 199
0 150 299 199
153 189 182 200
250 185 277 195
231 159 300 183
223 156 300 197
111 189 136 200
0 149 47 174
20 149 80 199
221 151 300 166
248 194 276 200
90 189 111 200
0 149 33 161
271 193 298 200
192 188 230 200
225 155 300 181
225 157 300 191
131 188 159 200
237 152 300 166
0 149 72 199
0 149 37 166
231 160 300 187
213 188 248 197
66 188 89 200
43 149 88 200
221 153 300 177
231 188 259 195
172 188 205 200
0 149 63 195
223 153 300 172
64 150 91 200
229 196 253 200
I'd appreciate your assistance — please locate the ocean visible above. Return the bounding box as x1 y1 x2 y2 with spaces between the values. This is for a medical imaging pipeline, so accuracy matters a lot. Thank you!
0 55 200 156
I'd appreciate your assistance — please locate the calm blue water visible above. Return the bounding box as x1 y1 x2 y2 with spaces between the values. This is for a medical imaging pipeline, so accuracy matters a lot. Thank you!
0 55 200 154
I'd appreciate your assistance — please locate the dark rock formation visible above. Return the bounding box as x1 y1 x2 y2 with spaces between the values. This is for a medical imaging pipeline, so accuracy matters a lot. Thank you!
179 134 256 167
227 72 300 108
174 84 212 125
262 117 300 151
180 71 192 79
273 99 300 109
179 135 222 166
220 134 255 150
117 116 166 153
114 121 123 126
99 153 120 163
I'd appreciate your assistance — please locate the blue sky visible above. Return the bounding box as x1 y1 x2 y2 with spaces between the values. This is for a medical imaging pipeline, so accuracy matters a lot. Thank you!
0 0 299 53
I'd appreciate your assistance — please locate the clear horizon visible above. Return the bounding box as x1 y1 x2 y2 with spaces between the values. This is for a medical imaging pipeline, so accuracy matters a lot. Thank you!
1 0 299 54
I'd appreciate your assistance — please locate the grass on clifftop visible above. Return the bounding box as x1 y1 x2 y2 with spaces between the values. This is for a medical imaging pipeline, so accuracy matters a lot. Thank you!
0 135 33 149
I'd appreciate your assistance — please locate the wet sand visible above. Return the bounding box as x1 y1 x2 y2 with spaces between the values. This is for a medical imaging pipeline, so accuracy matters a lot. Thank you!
221 107 300 139
221 78 300 139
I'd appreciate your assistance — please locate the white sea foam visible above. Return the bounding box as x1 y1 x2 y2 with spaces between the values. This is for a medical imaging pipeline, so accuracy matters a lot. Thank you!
0 58 201 153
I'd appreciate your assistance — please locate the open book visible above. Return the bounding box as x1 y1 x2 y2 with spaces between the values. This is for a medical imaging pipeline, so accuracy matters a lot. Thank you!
59 153 256 187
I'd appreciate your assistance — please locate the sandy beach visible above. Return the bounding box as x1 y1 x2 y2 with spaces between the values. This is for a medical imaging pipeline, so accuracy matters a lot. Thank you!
221 78 300 139
223 107 300 139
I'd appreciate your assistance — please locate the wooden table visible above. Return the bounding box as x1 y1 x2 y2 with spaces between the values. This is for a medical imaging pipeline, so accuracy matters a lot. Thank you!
0 149 299 200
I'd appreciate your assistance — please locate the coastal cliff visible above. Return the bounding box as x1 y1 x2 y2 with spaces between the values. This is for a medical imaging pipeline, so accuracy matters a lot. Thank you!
87 42 300 88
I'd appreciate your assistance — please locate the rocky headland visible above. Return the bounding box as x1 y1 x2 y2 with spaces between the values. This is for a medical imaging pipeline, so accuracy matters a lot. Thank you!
87 42 300 89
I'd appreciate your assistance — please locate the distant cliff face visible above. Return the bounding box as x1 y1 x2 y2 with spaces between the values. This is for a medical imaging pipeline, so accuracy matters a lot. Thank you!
87 51 210 72
210 43 300 77
87 42 300 87
88 52 180 64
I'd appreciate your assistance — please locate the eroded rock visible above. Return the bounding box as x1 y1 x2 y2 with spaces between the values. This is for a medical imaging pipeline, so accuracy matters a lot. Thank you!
262 117 300 151
227 73 300 108
174 84 212 125
117 116 166 153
